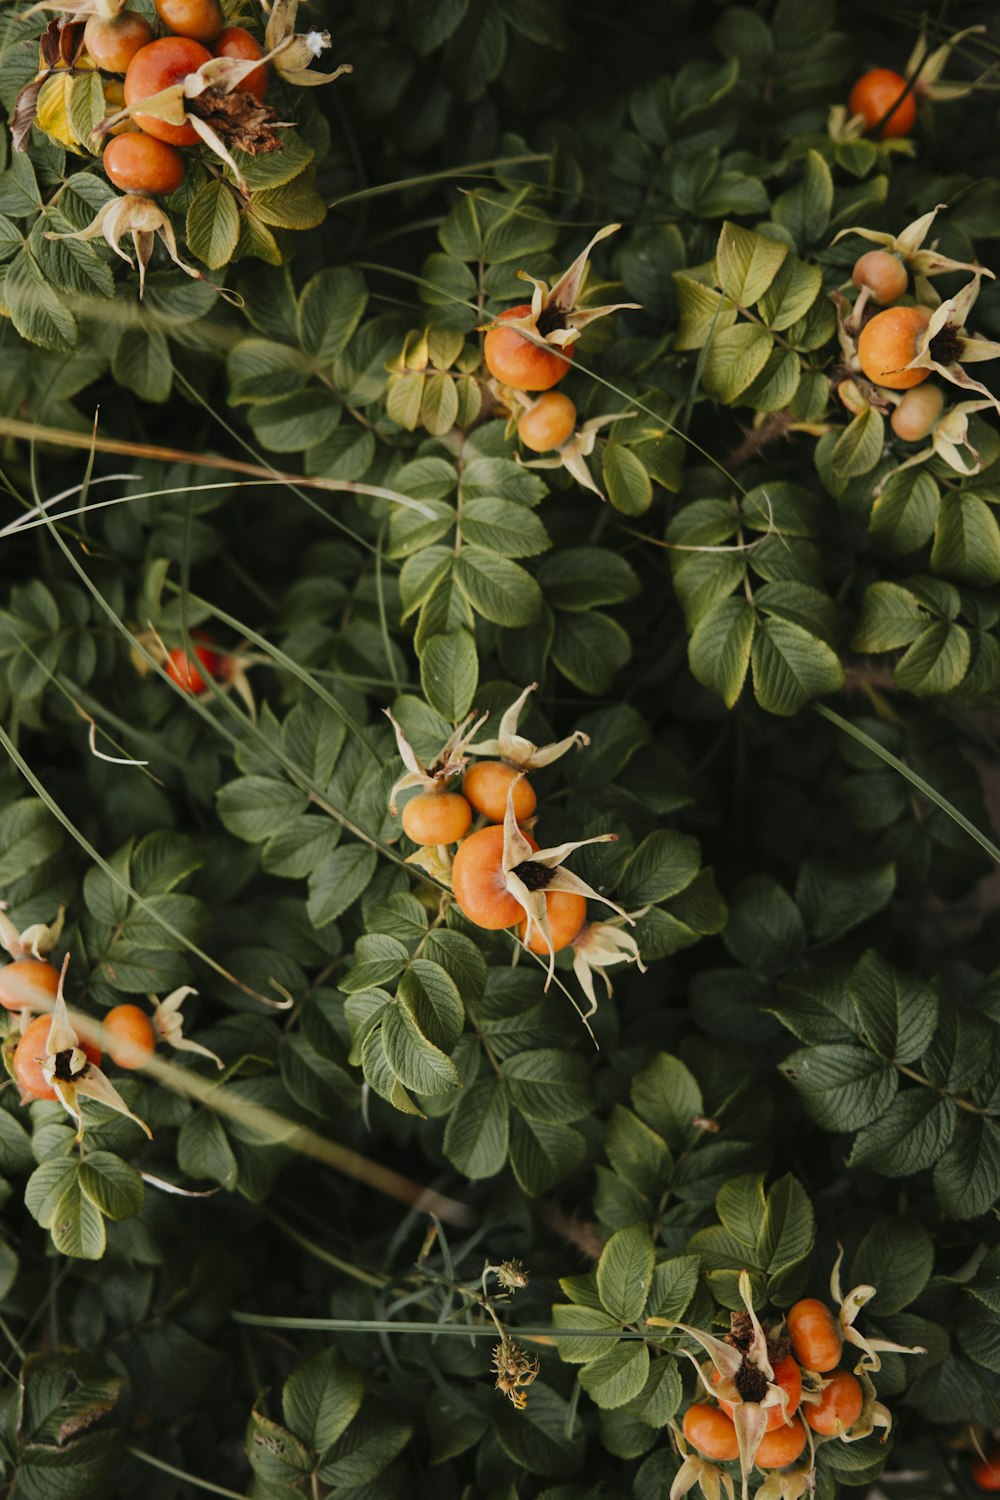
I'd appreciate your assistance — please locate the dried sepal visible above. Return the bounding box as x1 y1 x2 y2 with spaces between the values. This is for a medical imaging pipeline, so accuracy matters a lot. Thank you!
466 683 589 770
522 410 634 498
755 1468 814 1500
876 397 994 492
502 778 626 987
906 25 988 103
898 275 1000 410
383 708 487 811
41 960 152 1141
21 0 123 18
840 1366 893 1443
0 903 64 961
151 986 223 1070
44 195 206 300
485 224 639 353
829 1247 926 1373
571 914 648 1016
403 845 454 885
832 206 985 280
670 1451 736 1500
491 1337 539 1408
264 0 352 86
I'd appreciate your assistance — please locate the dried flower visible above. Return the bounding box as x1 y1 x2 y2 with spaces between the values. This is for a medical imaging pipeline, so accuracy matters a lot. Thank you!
670 1450 736 1500
829 1248 926 1374
521 410 635 498
491 1337 540 1408
833 205 983 283
45 195 207 300
897 273 1000 409
35 958 152 1141
150 986 223 1069
493 1258 529 1292
905 25 988 104
0 903 64 962
466 683 588 771
384 708 486 813
490 224 639 354
264 0 353 87
570 913 647 1015
876 397 995 491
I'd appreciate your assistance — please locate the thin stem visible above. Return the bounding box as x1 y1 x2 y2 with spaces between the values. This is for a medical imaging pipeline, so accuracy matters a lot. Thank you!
126 1448 249 1500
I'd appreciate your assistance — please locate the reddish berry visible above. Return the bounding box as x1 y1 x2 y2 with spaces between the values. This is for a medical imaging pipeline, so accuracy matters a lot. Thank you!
14 1014 101 1102
401 792 472 846
103 1004 156 1069
484 305 573 392
213 26 268 102
83 9 153 72
681 1404 740 1462
852 250 908 306
154 0 224 43
857 305 931 390
518 392 577 453
787 1299 843 1373
849 68 917 138
124 36 212 146
103 132 186 194
463 762 537 825
0 960 59 1014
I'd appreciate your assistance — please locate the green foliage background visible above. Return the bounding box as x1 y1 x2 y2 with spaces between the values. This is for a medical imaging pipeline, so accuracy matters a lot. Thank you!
1 0 1000 1495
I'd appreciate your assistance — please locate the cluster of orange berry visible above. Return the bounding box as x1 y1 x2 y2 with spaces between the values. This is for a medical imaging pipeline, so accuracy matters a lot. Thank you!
851 249 945 438
1 957 155 1098
82 0 267 197
387 688 633 983
681 1298 865 1474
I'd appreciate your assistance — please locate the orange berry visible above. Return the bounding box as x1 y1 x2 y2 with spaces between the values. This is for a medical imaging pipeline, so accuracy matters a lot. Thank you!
787 1299 843 1373
213 26 268 102
484 305 573 392
891 382 945 442
124 36 212 146
401 791 472 846
164 634 227 694
973 1452 1000 1491
849 68 917 138
805 1369 864 1437
857 305 931 390
463 762 537 824
681 1404 740 1462
754 1418 807 1469
852 250 908 306
14 1014 102 1102
451 824 538 931
154 0 224 43
83 9 153 71
0 960 59 1014
103 1004 156 1070
103 132 185 195
715 1354 802 1432
517 392 577 453
518 890 587 955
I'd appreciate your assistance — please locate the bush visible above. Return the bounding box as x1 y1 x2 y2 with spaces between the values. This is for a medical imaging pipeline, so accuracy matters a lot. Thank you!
1 0 1000 1496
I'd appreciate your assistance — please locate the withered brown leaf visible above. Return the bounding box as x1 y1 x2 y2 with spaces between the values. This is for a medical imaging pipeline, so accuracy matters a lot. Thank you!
11 77 46 153
187 88 286 155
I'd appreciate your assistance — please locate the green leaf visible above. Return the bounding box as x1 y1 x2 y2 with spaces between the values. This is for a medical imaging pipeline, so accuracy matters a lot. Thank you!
177 1110 238 1188
797 859 895 942
419 629 477 719
602 444 654 515
751 616 844 715
186 181 241 270
578 1342 650 1409
453 547 542 626
398 960 464 1052
50 1178 107 1261
443 1076 510 1178
757 257 823 331
381 1002 460 1095
78 1152 144 1222
631 1053 703 1149
701 323 773 403
250 167 326 230
848 951 939 1063
831 408 885 479
626 1356 683 1428
248 389 341 452
646 1256 700 1320
282 1349 364 1454
851 582 928 651
307 845 378 928
461 495 550 558
932 491 1000 587
772 148 834 245
112 325 172 404
716 221 788 305
6 250 76 350
688 597 756 709
849 1090 957 1177
508 1115 585 1196
551 610 631 694
933 1115 1000 1219
893 621 971 695
779 1044 898 1131
298 267 368 364
757 1174 814 1296
620 830 700 906
596 1223 655 1324
850 1219 934 1314
673 275 737 351
604 1106 672 1195
492 1383 580 1479
503 1050 593 1124
870 471 940 553
248 1409 313 1484
318 1408 413 1487
228 338 312 403
25 1158 79 1230
551 1304 622 1363
217 776 309 842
